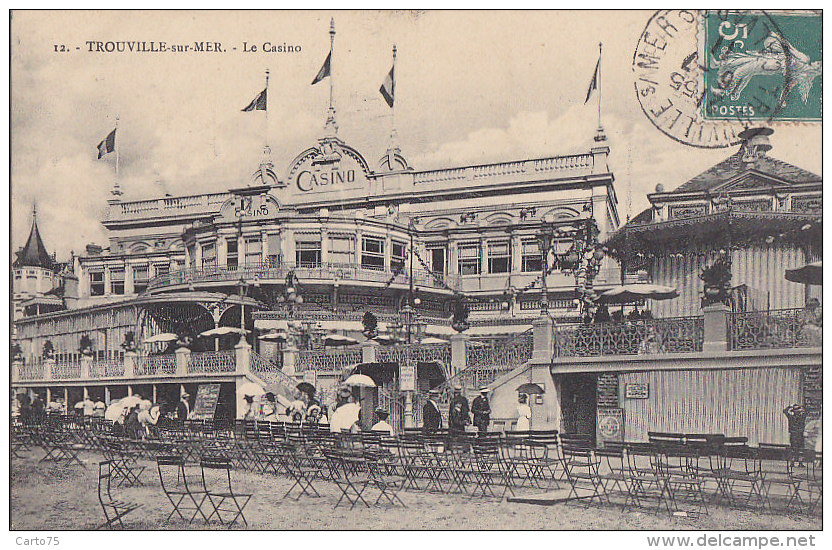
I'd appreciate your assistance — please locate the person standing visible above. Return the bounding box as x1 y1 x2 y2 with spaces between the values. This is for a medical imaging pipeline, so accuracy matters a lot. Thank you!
422 389 443 434
516 394 532 431
784 403 808 450
448 387 470 437
471 388 492 434
31 394 45 424
176 392 191 423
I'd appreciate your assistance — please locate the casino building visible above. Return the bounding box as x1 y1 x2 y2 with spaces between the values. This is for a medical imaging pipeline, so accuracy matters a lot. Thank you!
12 75 621 419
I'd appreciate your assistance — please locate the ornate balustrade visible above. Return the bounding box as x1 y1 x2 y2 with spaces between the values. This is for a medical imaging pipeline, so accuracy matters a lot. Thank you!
17 361 45 381
187 350 236 374
295 348 363 373
728 308 820 351
249 352 301 401
554 316 704 357
53 361 82 379
412 153 594 185
376 343 452 371
146 262 459 293
89 358 125 378
135 354 177 376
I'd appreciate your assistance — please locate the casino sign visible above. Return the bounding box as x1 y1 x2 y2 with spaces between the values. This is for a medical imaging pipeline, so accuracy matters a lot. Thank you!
286 137 372 195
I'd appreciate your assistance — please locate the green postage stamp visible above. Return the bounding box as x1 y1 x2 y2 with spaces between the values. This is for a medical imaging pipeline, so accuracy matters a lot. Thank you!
703 10 821 122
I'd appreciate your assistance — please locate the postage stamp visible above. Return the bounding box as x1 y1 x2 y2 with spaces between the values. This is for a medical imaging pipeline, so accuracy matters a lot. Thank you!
703 10 822 122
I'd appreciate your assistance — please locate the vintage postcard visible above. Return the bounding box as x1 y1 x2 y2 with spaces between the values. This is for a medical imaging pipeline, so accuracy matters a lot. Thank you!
10 10 822 535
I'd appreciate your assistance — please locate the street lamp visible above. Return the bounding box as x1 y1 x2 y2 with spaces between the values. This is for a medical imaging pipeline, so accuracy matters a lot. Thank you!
537 220 555 314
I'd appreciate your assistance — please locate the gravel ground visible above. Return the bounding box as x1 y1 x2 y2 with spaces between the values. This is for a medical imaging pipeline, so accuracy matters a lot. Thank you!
10 449 822 531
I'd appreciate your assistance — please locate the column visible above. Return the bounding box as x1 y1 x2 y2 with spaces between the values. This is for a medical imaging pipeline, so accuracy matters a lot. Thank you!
702 303 729 353
44 358 55 381
235 337 251 375
124 351 137 378
175 347 191 376
218 235 228 267
125 262 135 295
260 230 269 264
531 314 554 364
449 332 468 378
81 355 93 379
282 347 297 375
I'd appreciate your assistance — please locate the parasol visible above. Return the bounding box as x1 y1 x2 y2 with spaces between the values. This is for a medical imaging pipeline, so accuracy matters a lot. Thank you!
785 261 822 286
597 284 679 305
324 334 360 347
143 332 179 344
104 395 143 421
200 326 249 337
74 401 85 409
329 402 361 433
259 330 288 342
296 382 317 396
516 383 545 395
237 381 266 398
344 373 377 388
372 333 400 345
420 336 449 345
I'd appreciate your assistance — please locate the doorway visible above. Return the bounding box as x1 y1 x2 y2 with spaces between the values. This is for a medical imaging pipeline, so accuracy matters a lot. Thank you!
559 374 597 440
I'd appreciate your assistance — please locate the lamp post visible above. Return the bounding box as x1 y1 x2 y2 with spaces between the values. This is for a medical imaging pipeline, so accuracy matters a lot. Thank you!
402 217 422 428
537 221 555 315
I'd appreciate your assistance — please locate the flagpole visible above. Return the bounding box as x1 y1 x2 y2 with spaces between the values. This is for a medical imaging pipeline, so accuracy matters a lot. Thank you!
329 18 335 115
597 42 602 130
264 68 270 155
114 115 120 194
391 44 397 142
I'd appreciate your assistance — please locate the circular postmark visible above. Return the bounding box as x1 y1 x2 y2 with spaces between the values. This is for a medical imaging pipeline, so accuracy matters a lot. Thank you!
633 10 794 149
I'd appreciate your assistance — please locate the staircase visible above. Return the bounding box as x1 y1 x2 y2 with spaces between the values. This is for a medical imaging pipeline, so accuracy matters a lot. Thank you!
248 351 302 404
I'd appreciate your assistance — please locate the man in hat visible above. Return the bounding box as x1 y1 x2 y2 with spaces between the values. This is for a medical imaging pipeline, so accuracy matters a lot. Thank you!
471 388 492 434
448 386 470 437
176 392 191 423
422 389 442 434
371 407 395 436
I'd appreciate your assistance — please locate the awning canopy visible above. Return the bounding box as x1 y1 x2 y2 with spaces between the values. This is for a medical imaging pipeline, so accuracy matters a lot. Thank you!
132 291 261 308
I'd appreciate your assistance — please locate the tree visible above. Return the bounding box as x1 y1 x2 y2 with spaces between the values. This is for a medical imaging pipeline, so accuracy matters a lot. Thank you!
362 311 378 338
451 299 470 333
42 340 54 359
79 334 94 356
700 252 732 306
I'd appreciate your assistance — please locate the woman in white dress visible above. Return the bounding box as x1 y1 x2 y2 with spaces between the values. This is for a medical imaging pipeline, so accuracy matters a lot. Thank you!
516 394 532 431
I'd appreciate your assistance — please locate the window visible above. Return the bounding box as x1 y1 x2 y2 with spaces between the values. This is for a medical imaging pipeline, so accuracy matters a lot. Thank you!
109 267 125 295
226 238 238 269
488 240 511 274
457 241 481 275
202 242 216 269
154 263 170 277
296 240 321 268
90 270 105 296
132 265 149 294
245 237 262 266
428 246 447 274
14 270 21 281
27 269 37 281
361 236 385 270
328 236 354 265
522 238 542 273
391 241 407 273
187 245 196 269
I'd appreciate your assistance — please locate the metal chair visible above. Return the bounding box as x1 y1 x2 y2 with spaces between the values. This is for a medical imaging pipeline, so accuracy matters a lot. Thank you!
157 454 209 524
97 460 142 529
199 455 253 528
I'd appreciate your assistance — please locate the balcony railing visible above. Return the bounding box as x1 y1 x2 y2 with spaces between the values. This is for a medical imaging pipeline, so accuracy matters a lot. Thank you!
728 308 821 351
295 348 363 373
89 358 126 378
17 361 45 381
53 361 82 380
554 316 704 357
466 331 533 370
135 354 177 376
146 262 459 293
376 343 452 371
413 153 595 185
187 350 236 374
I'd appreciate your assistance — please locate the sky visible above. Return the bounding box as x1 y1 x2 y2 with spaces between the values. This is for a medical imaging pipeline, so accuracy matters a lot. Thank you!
10 10 822 260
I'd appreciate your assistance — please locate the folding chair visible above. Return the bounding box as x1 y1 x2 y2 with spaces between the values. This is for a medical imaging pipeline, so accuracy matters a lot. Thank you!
102 439 146 487
595 443 629 505
38 430 86 468
97 460 142 529
787 450 823 514
324 449 372 509
623 442 669 513
156 454 210 524
560 445 609 506
365 449 407 507
756 443 794 510
278 442 324 499
655 444 709 517
714 445 766 510
199 456 253 528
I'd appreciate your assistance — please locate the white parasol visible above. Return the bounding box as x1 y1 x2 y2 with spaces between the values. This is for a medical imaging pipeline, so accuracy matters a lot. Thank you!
420 336 449 345
597 284 679 305
259 330 288 342
237 381 266 398
344 373 377 388
785 261 822 286
200 326 249 337
143 332 179 344
324 334 360 347
329 402 361 433
104 395 142 421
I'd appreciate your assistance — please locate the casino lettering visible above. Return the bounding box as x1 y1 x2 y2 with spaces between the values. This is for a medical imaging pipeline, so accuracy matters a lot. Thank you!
296 168 355 192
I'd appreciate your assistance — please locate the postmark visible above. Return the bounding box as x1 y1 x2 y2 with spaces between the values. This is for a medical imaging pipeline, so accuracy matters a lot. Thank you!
703 10 822 122
633 10 747 149
631 10 814 149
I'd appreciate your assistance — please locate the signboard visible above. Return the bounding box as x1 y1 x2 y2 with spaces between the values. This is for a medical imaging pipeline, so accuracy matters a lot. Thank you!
219 193 279 222
596 408 624 446
289 143 370 194
191 383 221 420
399 363 416 392
625 383 649 399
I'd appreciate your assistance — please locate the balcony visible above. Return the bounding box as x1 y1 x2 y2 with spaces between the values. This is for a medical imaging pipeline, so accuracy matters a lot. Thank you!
728 308 821 351
554 316 705 357
146 262 460 294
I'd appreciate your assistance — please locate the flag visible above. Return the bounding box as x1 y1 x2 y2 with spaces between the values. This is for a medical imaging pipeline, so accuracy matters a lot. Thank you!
97 129 116 159
379 65 395 108
585 56 600 103
311 52 331 85
241 88 267 111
